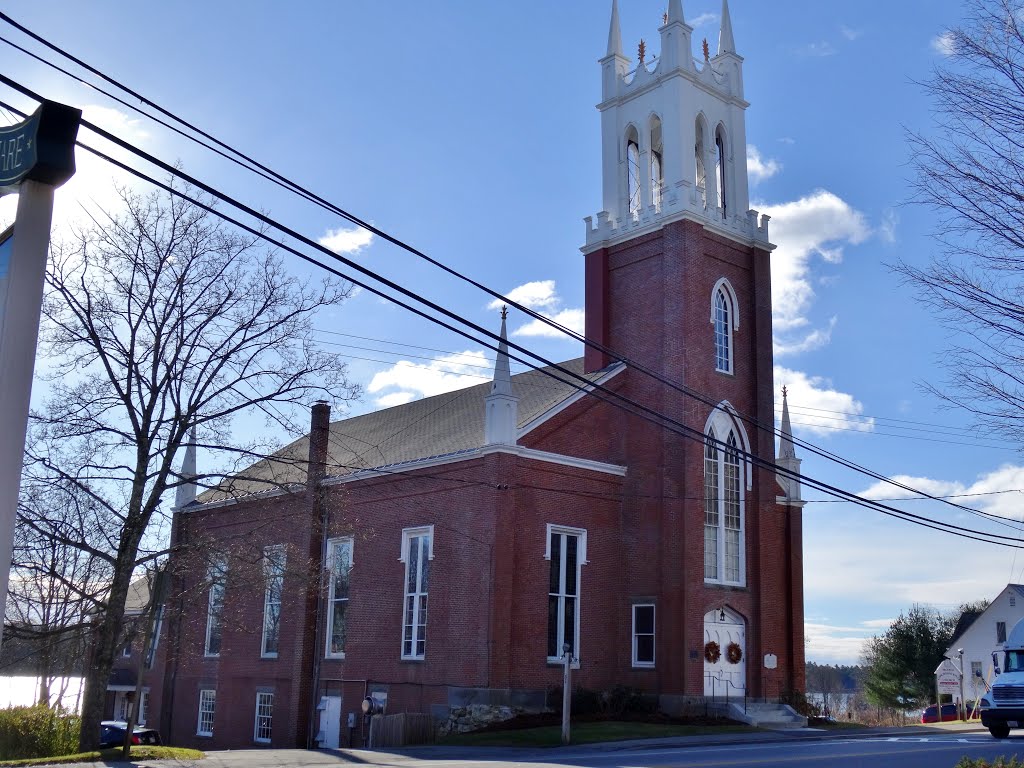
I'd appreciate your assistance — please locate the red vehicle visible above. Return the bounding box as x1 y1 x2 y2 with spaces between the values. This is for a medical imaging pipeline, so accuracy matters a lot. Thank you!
921 703 961 723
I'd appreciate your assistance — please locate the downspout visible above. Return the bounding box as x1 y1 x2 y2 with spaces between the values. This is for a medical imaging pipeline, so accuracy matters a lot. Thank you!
306 401 331 749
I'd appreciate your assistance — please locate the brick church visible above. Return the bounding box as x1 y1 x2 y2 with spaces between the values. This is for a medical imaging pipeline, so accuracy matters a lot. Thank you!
143 0 806 749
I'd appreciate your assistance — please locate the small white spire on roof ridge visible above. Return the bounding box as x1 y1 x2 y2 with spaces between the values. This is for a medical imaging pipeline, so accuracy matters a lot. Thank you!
484 307 518 447
174 425 198 510
779 385 797 460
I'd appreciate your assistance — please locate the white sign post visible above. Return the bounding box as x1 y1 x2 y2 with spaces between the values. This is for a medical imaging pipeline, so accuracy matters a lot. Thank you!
935 659 961 723
0 101 80 652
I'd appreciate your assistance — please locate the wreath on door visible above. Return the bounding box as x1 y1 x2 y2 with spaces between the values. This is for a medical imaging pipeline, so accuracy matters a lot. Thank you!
726 641 743 665
704 641 721 664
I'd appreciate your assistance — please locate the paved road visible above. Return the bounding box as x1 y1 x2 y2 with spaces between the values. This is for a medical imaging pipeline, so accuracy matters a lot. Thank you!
174 732 1017 768
56 728 1019 768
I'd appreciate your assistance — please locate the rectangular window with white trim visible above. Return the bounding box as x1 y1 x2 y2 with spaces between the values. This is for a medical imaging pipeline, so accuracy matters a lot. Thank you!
137 690 149 726
326 537 353 658
261 545 286 657
205 555 227 657
197 689 215 737
546 524 587 662
400 526 432 660
632 604 655 667
254 691 273 743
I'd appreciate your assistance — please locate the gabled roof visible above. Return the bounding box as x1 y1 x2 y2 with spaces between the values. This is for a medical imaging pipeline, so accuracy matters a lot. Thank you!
948 610 983 650
199 358 620 503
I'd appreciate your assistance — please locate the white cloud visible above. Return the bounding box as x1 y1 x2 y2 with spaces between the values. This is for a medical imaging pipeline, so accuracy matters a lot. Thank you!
774 317 837 357
774 365 873 435
879 208 899 244
689 12 717 27
760 190 870 341
859 464 1024 520
805 620 885 664
488 280 558 311
375 391 416 408
840 25 863 41
514 308 585 339
932 31 956 56
797 41 837 57
746 145 781 185
319 225 374 255
367 351 489 407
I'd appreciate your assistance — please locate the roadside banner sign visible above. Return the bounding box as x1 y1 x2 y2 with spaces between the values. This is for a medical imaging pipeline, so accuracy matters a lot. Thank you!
936 659 961 694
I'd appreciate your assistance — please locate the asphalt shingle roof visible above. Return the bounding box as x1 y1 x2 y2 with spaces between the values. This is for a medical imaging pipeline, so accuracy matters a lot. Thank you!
199 358 613 503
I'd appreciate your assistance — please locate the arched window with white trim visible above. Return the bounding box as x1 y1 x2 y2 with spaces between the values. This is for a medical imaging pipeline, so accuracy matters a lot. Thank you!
650 115 663 211
715 124 728 219
711 279 739 374
626 126 641 219
703 408 747 586
695 117 708 209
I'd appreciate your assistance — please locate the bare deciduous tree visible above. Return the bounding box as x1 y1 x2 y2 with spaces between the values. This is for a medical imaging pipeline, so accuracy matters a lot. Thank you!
27 181 359 750
897 0 1024 440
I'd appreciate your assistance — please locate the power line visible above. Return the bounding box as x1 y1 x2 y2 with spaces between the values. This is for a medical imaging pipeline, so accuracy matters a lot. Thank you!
1 80 1019 547
0 26 1000 534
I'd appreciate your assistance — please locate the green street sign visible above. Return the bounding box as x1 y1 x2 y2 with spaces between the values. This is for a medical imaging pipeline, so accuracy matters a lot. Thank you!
0 101 81 194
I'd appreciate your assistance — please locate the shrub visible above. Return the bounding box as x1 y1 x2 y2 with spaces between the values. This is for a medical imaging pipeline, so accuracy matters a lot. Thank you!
0 705 80 760
955 758 1024 768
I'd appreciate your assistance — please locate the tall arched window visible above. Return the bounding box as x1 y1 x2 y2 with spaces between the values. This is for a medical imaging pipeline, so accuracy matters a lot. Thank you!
626 127 641 219
695 118 707 209
715 125 727 219
650 116 663 210
703 408 747 586
711 279 739 374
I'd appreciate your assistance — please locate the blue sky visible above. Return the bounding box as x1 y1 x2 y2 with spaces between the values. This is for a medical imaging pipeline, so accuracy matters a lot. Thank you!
1 0 1016 666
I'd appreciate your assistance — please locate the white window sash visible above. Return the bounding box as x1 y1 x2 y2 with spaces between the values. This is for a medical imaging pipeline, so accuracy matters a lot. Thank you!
197 689 215 737
254 692 273 743
400 527 432 660
325 537 353 659
545 524 586 666
632 604 656 668
261 546 285 658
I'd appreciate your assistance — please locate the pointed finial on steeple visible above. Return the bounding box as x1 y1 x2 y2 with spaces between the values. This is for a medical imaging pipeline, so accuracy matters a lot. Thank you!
718 0 736 54
491 308 512 397
638 39 647 63
607 0 624 58
174 426 198 510
667 0 685 24
702 38 710 61
779 386 797 460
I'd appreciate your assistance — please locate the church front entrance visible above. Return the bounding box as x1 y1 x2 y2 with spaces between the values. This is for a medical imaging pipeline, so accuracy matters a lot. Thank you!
703 607 746 697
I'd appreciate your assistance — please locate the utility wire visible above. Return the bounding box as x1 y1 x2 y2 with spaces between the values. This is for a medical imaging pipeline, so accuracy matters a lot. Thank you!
0 25 1001 527
1 83 1019 546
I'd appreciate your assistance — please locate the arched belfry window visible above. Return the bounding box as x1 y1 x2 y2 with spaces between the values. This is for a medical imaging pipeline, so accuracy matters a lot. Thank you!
715 124 727 219
711 278 739 374
695 117 708 209
703 407 748 586
650 116 663 210
626 126 641 219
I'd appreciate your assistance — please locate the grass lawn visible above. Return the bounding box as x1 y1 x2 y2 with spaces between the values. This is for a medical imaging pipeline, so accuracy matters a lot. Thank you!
441 720 758 747
0 745 203 766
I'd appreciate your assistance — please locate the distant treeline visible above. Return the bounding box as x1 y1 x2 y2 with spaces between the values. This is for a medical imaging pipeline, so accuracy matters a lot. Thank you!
806 661 864 694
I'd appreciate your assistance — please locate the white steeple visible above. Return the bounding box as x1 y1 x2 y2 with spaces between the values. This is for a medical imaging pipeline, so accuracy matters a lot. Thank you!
484 308 518 446
776 388 805 507
173 426 198 510
607 0 624 58
584 0 770 254
718 0 736 55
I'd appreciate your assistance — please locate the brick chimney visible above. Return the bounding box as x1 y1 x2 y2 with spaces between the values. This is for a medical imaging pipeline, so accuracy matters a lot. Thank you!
307 400 331 488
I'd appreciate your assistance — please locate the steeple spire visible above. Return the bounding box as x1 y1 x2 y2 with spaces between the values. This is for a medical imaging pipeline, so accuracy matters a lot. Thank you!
491 306 512 397
484 308 518 446
607 0 624 58
718 0 736 54
775 387 804 507
779 386 796 459
174 426 198 510
667 0 685 24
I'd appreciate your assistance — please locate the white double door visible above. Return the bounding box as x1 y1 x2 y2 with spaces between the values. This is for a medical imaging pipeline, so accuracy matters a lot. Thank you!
703 608 746 697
